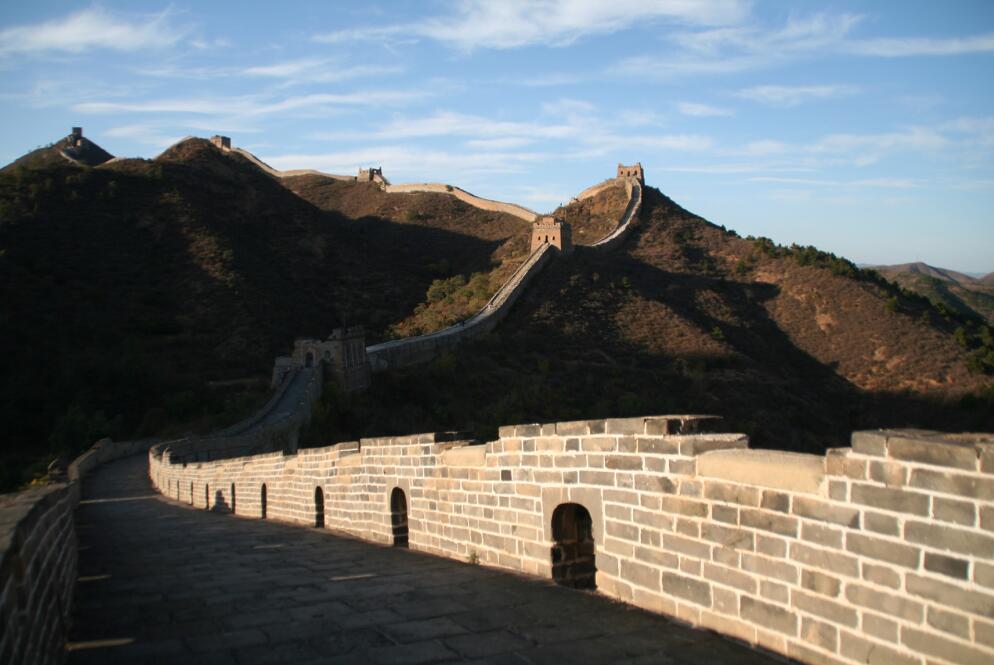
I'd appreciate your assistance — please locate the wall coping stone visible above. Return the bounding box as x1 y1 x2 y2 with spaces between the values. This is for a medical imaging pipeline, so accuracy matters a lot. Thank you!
852 429 994 473
441 445 488 467
697 449 825 495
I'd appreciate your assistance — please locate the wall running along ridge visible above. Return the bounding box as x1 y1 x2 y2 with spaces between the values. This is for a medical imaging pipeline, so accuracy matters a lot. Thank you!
589 178 642 250
366 242 554 371
0 438 158 665
383 183 540 222
149 422 994 665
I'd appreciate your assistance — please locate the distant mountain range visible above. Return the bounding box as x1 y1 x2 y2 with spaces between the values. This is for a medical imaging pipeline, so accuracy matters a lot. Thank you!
866 262 994 323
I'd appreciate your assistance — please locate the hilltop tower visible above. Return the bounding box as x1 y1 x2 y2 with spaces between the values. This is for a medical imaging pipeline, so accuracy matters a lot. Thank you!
531 216 573 255
70 127 83 147
210 135 231 150
617 162 644 184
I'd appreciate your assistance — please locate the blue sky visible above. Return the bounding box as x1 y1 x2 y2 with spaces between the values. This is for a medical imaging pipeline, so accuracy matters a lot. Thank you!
1 1 992 272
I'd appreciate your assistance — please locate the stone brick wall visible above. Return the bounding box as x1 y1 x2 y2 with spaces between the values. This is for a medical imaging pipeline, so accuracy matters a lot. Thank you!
590 178 642 250
149 420 994 665
0 437 158 665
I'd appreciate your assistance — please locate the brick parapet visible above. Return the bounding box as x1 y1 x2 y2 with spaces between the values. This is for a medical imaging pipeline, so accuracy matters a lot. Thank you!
148 423 994 665
1 436 158 665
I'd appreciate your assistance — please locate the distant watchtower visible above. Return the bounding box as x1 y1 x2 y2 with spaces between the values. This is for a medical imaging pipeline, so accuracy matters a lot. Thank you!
617 162 644 184
531 216 573 255
210 135 231 150
70 127 83 147
357 167 386 184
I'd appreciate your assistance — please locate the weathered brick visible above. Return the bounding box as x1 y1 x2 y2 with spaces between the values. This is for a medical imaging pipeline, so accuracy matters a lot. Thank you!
927 606 970 639
787 642 848 665
863 511 899 536
636 438 678 455
801 616 838 652
701 523 753 550
760 490 790 513
662 572 711 607
605 455 642 471
906 521 994 558
760 580 789 604
906 573 994 616
712 505 737 524
841 632 917 665
976 562 994 588
867 460 907 487
606 521 638 542
554 420 590 436
662 533 710 559
933 496 975 526
704 482 759 506
581 437 616 452
741 553 798 584
888 435 977 471
740 509 797 537
924 552 970 580
741 596 797 636
756 534 786 558
861 562 900 589
793 590 858 627
659 496 708 518
851 431 888 457
711 585 738 615
847 533 920 568
633 474 675 494
828 481 847 501
845 584 923 622
910 468 994 500
850 484 929 516
862 614 897 642
801 569 840 597
606 418 646 435
801 522 842 549
703 563 756 593
621 559 660 591
790 542 859 578
902 625 992 665
981 505 994 532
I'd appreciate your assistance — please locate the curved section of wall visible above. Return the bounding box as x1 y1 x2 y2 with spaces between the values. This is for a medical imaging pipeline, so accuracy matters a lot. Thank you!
366 242 553 371
589 178 642 251
575 178 620 202
384 183 540 222
148 423 994 665
0 437 158 665
157 367 322 463
228 148 355 181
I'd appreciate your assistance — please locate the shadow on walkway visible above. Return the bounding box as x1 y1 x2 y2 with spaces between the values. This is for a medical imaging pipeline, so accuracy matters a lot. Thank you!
67 455 786 665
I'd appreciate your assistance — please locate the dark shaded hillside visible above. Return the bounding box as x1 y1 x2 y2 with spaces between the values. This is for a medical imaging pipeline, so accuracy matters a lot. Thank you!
305 187 994 454
0 139 516 489
2 133 113 171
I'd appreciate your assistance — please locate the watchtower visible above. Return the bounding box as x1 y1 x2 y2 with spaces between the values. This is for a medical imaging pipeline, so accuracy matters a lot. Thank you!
357 167 385 183
70 127 83 147
275 327 370 393
210 135 231 150
617 162 644 184
531 216 573 255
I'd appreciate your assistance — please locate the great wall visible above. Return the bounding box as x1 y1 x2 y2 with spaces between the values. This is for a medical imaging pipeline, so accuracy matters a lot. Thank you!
2 135 992 665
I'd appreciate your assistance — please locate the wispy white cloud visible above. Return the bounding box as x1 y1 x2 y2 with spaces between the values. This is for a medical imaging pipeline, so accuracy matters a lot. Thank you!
314 0 748 50
73 90 426 117
104 123 184 148
242 58 402 85
750 176 919 188
851 31 994 57
736 84 857 107
677 101 733 117
0 7 187 56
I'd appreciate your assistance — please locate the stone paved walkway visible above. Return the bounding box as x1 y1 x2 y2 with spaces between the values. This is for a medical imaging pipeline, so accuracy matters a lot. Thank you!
67 455 787 665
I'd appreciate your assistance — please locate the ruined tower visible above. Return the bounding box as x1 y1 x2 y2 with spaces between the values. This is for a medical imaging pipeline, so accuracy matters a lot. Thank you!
210 135 231 150
616 162 644 184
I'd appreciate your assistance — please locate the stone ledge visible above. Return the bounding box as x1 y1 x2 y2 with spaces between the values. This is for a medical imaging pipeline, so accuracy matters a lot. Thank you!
697 449 825 495
441 445 487 467
852 430 994 473
500 415 723 439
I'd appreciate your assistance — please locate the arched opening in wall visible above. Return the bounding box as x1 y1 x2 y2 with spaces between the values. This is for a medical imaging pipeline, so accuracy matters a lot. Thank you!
189 482 194 505
305 351 315 368
551 503 596 590
261 484 268 518
230 483 236 514
205 485 210 509
314 486 325 528
390 488 409 548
